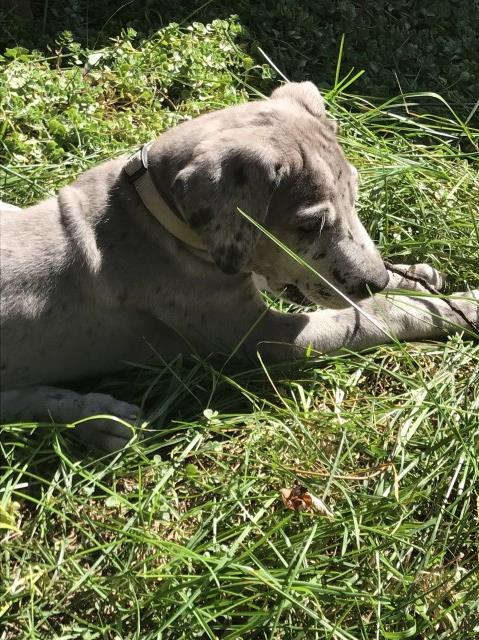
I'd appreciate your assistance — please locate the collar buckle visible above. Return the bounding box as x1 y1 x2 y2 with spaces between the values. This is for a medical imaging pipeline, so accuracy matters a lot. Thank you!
125 143 150 183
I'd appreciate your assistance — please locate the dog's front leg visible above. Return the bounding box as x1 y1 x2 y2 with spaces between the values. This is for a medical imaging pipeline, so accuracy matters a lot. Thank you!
245 290 479 360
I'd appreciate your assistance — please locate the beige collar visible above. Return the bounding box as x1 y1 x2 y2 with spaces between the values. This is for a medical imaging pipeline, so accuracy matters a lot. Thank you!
124 143 208 253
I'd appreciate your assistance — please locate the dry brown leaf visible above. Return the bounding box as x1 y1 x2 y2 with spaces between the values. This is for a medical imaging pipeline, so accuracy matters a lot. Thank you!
280 485 334 518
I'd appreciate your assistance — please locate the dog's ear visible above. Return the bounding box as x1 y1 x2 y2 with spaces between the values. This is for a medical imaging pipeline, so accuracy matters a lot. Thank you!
271 81 326 118
171 143 281 274
271 81 339 135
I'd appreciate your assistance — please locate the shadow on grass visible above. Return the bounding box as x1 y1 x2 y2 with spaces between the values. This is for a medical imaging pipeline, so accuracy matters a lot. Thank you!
0 354 316 478
2 0 478 120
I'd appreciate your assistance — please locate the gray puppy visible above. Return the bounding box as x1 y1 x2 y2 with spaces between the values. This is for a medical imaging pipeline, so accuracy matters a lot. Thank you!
1 82 477 450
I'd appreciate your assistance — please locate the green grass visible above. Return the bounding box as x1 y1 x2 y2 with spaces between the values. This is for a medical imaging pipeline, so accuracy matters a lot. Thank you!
1 17 479 640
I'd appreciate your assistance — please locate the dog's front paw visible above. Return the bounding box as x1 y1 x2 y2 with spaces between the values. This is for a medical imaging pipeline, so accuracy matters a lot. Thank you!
70 393 141 452
386 263 446 293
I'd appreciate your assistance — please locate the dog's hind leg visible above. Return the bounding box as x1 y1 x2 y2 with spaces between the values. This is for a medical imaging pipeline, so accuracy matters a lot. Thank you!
0 386 140 452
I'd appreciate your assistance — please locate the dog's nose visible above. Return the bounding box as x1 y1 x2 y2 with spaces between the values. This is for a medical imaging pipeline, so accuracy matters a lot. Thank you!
358 270 390 295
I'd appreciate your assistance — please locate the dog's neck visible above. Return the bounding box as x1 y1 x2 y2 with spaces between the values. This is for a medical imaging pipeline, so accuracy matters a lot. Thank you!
124 144 211 258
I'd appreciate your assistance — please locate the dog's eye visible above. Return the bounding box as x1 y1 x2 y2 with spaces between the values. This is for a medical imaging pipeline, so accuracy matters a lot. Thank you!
297 211 327 233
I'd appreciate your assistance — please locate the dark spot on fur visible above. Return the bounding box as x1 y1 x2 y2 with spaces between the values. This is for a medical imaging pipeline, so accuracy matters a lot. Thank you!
360 242 365 250
226 245 242 265
234 166 248 187
253 111 276 127
333 268 347 285
348 230 354 241
258 111 276 127
215 244 243 274
313 250 327 260
190 207 213 229
314 285 330 298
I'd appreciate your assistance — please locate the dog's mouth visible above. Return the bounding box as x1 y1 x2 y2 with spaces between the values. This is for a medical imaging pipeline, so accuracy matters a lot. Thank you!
282 284 313 306
284 283 355 309
253 275 315 307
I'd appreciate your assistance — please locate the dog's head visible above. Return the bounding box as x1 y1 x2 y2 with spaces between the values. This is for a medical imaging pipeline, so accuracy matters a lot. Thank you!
155 81 388 308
